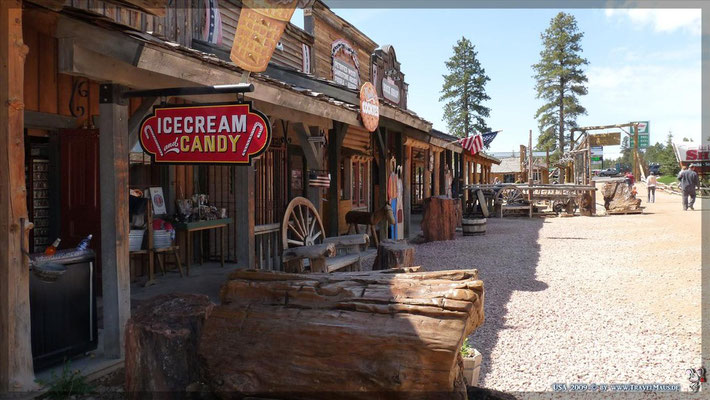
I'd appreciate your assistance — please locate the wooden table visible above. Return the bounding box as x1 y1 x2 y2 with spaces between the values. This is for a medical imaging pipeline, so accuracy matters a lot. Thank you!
173 218 232 275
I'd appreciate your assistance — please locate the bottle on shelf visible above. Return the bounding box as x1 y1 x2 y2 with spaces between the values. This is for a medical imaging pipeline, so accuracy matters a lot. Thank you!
44 238 61 255
76 234 93 251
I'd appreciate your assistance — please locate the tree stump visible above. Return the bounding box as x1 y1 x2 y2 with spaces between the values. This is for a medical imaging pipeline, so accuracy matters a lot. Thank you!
199 269 485 399
422 196 458 242
578 192 594 216
124 293 214 398
373 240 415 270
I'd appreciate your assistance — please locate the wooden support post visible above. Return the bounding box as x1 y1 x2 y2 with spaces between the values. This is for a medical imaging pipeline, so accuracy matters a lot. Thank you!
235 165 255 268
403 145 412 238
433 150 441 196
423 149 432 199
0 0 36 392
463 156 469 203
294 123 326 213
327 121 347 237
98 83 131 359
376 127 388 241
633 123 639 182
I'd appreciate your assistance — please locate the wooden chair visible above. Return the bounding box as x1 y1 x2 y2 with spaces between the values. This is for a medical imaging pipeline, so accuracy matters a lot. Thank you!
146 200 184 278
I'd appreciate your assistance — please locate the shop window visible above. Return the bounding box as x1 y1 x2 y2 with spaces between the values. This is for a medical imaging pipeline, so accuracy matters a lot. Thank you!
352 160 369 208
503 174 515 183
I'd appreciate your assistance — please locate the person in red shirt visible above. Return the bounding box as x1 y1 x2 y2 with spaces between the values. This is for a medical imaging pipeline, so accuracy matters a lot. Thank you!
625 172 635 187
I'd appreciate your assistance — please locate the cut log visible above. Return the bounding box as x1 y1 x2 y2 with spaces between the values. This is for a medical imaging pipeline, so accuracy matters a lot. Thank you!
421 196 458 242
578 192 594 216
125 294 214 397
602 181 641 213
372 239 415 270
200 269 485 399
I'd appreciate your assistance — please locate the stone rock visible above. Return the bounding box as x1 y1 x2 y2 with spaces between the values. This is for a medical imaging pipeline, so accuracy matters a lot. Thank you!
124 293 214 398
602 181 641 212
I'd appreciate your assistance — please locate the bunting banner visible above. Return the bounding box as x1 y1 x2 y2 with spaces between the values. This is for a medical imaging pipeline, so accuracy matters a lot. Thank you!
203 0 223 45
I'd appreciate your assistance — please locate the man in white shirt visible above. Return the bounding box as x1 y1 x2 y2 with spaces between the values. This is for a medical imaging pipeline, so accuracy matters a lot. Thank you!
646 173 658 203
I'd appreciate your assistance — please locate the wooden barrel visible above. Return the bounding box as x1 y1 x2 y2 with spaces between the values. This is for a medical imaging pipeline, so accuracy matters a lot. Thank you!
462 218 486 236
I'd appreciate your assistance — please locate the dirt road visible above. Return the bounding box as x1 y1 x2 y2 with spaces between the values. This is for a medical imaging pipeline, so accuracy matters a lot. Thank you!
412 184 702 394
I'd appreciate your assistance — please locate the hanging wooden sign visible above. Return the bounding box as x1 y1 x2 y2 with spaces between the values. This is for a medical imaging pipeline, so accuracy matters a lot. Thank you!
139 102 271 164
360 82 379 132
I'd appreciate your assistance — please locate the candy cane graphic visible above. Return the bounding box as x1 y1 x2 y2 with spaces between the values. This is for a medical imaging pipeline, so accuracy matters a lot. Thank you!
144 125 163 156
242 122 264 157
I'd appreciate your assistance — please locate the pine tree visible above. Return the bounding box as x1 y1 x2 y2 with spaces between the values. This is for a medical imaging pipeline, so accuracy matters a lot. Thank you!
440 37 491 138
532 12 588 153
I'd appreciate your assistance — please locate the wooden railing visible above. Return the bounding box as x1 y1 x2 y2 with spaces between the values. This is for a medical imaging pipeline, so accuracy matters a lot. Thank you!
255 222 281 271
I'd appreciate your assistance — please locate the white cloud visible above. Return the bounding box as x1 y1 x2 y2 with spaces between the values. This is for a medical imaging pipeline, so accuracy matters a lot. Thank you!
582 62 701 146
605 8 701 36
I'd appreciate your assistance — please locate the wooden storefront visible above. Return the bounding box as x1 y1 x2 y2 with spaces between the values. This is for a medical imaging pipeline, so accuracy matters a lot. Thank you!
2 0 437 391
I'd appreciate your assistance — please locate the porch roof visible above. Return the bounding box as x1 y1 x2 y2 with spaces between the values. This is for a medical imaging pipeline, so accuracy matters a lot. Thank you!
55 7 432 132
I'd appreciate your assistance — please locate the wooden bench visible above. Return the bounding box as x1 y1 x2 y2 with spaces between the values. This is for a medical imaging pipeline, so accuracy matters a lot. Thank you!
500 204 532 218
282 234 370 273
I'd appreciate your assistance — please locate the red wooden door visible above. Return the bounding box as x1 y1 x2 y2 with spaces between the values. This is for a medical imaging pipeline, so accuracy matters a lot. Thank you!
60 129 102 286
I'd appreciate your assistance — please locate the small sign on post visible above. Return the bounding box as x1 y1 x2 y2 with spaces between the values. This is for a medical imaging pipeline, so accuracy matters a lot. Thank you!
628 121 650 148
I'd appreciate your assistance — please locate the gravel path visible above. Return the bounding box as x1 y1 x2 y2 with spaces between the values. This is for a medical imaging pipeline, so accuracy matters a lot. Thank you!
411 185 702 394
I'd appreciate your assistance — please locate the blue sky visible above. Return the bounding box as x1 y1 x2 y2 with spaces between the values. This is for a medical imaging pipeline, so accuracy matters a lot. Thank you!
291 6 701 159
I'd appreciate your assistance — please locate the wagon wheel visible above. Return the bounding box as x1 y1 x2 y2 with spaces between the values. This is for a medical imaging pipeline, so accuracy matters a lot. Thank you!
497 187 526 205
281 197 326 250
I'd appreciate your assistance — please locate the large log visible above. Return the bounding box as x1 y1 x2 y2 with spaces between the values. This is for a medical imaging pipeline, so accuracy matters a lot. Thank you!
125 294 214 397
372 239 415 270
422 196 458 241
199 269 485 399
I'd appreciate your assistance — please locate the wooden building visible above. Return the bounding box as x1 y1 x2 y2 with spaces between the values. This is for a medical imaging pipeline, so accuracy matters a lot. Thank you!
0 0 441 390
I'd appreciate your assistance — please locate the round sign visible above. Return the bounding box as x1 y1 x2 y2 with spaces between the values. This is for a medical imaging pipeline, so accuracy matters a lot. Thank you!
360 82 379 132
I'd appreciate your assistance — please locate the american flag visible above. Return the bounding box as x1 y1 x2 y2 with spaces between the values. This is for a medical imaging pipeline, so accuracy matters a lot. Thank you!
458 130 501 155
459 134 485 155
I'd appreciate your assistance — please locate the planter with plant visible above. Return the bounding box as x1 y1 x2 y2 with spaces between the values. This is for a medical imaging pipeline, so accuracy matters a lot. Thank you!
460 338 482 386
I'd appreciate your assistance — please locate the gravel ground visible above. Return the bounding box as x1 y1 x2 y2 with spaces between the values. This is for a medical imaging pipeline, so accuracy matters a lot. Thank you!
411 184 702 395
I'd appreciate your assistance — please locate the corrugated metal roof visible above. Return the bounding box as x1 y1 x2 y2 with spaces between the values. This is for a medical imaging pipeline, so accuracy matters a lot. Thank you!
491 157 521 173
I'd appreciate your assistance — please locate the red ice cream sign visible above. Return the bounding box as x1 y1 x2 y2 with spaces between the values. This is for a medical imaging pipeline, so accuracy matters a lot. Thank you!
139 102 271 164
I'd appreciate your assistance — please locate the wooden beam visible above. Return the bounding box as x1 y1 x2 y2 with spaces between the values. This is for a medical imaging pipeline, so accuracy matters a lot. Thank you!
235 166 255 269
380 104 432 133
24 110 77 130
377 127 389 241
293 122 322 170
433 149 441 196
98 84 131 359
403 145 412 238
0 0 35 391
58 35 361 126
326 122 347 237
127 96 158 149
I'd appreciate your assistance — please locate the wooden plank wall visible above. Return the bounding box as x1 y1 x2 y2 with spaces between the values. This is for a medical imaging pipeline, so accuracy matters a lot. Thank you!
310 8 375 85
61 0 194 46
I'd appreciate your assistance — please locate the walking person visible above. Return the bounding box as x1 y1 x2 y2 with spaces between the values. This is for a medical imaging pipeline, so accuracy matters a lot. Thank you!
646 173 657 203
677 164 699 210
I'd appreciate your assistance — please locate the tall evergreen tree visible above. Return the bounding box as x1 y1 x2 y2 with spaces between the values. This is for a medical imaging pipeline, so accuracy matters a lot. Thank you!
440 37 491 138
532 12 589 153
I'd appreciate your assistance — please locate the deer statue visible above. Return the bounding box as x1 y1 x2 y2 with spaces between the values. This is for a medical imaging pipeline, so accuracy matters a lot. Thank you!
345 204 396 248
